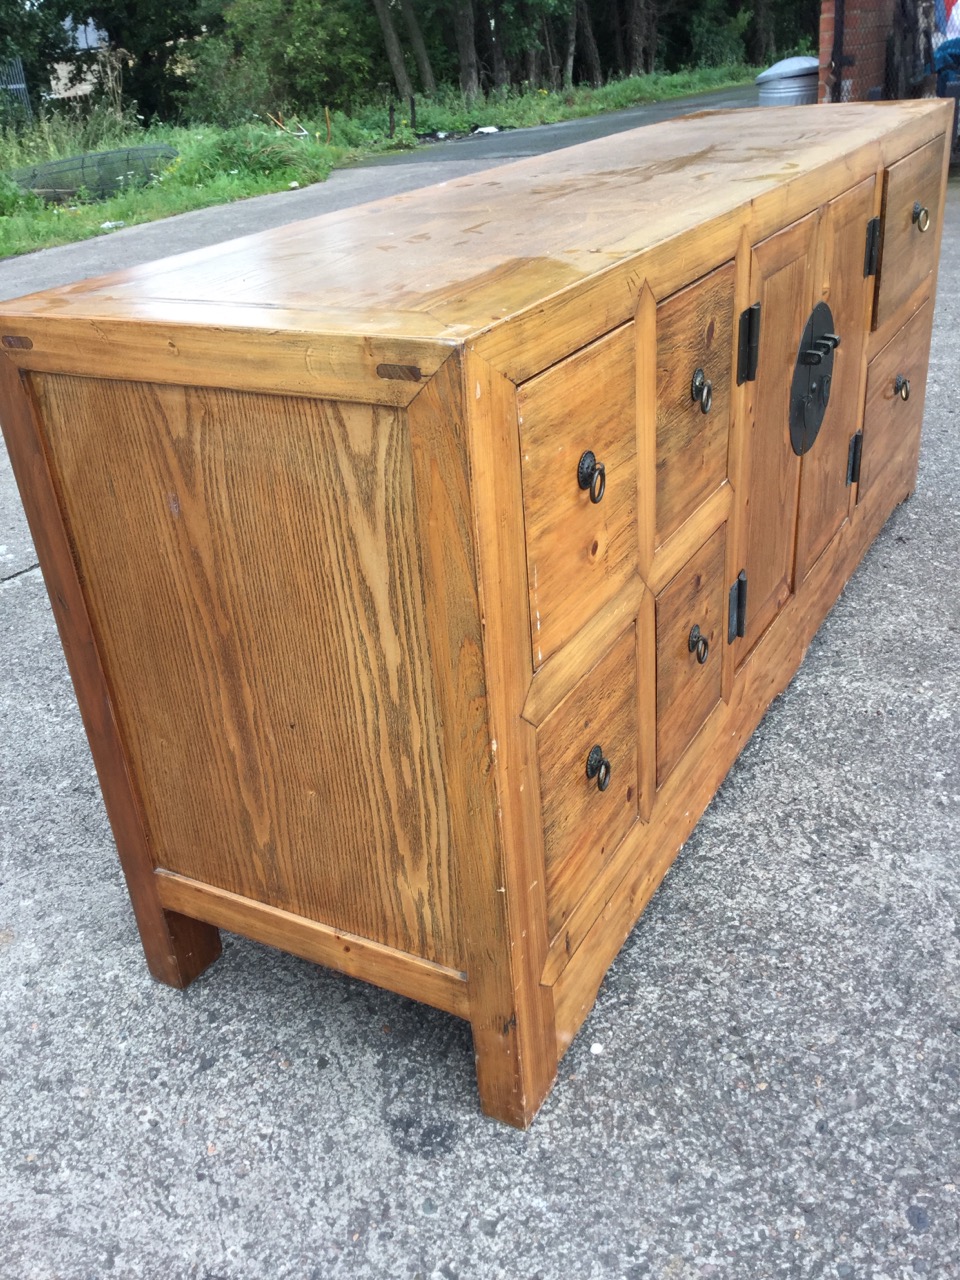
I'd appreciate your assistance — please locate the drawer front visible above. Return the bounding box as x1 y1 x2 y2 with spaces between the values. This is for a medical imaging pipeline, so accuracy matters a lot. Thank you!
656 525 726 787
538 626 640 938
656 261 735 547
859 299 932 502
874 138 944 330
519 326 638 669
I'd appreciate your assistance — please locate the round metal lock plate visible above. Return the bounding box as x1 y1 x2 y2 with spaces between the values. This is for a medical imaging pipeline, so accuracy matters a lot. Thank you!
789 301 839 457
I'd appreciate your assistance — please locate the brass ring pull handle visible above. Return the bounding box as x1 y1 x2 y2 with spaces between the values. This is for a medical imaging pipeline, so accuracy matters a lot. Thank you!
577 450 606 504
913 202 931 233
688 624 710 665
895 374 911 402
585 744 612 792
690 368 713 415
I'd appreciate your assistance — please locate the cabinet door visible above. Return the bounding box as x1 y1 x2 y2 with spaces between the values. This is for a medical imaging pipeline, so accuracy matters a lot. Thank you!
795 176 876 582
734 214 816 666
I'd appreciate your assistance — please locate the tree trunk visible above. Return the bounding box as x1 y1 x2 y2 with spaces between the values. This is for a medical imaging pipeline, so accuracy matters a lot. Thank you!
577 0 603 87
542 15 559 89
398 0 437 94
372 0 414 100
453 0 480 98
525 41 539 89
627 0 649 76
487 1 511 90
749 0 776 66
563 1 577 88
610 0 627 75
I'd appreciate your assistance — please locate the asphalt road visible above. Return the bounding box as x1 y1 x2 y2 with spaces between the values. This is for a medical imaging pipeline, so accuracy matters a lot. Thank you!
2 88 959 1280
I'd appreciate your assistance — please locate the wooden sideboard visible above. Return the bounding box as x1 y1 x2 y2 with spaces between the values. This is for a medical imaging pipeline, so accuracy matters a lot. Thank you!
0 102 951 1126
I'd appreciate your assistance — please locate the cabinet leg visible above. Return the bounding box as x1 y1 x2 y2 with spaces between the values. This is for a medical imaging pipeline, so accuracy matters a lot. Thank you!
129 899 222 989
139 908 222 989
470 1007 558 1129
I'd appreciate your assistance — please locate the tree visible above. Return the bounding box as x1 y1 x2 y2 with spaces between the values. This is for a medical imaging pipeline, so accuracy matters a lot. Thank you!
372 0 414 99
398 0 437 93
452 0 480 96
75 0 222 119
0 0 72 113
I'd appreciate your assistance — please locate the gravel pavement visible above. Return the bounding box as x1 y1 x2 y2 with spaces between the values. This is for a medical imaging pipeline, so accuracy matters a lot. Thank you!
1 89 959 1280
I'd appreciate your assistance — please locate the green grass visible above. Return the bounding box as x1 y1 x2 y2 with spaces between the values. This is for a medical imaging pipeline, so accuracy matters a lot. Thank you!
0 66 757 259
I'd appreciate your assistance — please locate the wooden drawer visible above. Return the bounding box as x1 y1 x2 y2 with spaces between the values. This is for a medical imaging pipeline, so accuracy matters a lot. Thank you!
518 326 638 668
874 138 944 330
656 525 726 787
537 626 641 938
655 262 735 547
858 299 933 503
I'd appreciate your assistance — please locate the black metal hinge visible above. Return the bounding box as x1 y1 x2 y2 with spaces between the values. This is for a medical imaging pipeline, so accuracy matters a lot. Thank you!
864 217 881 277
846 429 863 486
727 570 748 643
737 303 762 384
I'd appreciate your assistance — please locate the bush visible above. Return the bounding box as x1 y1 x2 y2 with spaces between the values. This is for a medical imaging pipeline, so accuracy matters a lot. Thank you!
171 126 335 188
0 170 42 216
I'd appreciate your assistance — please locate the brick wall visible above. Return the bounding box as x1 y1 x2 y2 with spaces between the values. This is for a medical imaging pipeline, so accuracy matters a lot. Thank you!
819 0 898 102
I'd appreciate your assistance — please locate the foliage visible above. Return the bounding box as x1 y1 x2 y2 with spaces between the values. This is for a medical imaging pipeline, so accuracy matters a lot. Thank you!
172 125 336 186
0 0 72 113
0 0 821 124
0 168 41 216
180 0 390 120
690 0 751 69
75 0 225 121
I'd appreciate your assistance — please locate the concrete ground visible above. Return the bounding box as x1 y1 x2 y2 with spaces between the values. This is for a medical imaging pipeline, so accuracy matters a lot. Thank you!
1 88 959 1280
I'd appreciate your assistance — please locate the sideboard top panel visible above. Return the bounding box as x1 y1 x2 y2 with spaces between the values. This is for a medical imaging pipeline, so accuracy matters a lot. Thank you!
0 103 950 353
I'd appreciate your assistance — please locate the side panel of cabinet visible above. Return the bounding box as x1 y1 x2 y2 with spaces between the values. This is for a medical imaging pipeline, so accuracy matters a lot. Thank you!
795 176 876 583
734 214 817 666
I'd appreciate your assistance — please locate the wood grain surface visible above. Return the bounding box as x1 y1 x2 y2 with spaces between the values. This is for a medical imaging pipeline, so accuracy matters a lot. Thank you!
655 261 735 547
858 300 933 503
460 347 558 1127
734 213 816 664
874 135 946 330
31 373 461 967
795 176 876 583
518 324 637 668
538 626 641 939
655 524 726 787
0 355 222 988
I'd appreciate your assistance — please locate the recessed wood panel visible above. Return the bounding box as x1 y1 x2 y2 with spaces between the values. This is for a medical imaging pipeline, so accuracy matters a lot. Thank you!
656 525 726 786
859 300 933 502
518 325 638 668
656 261 735 547
537 626 641 940
795 176 876 582
875 137 945 330
32 374 462 968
